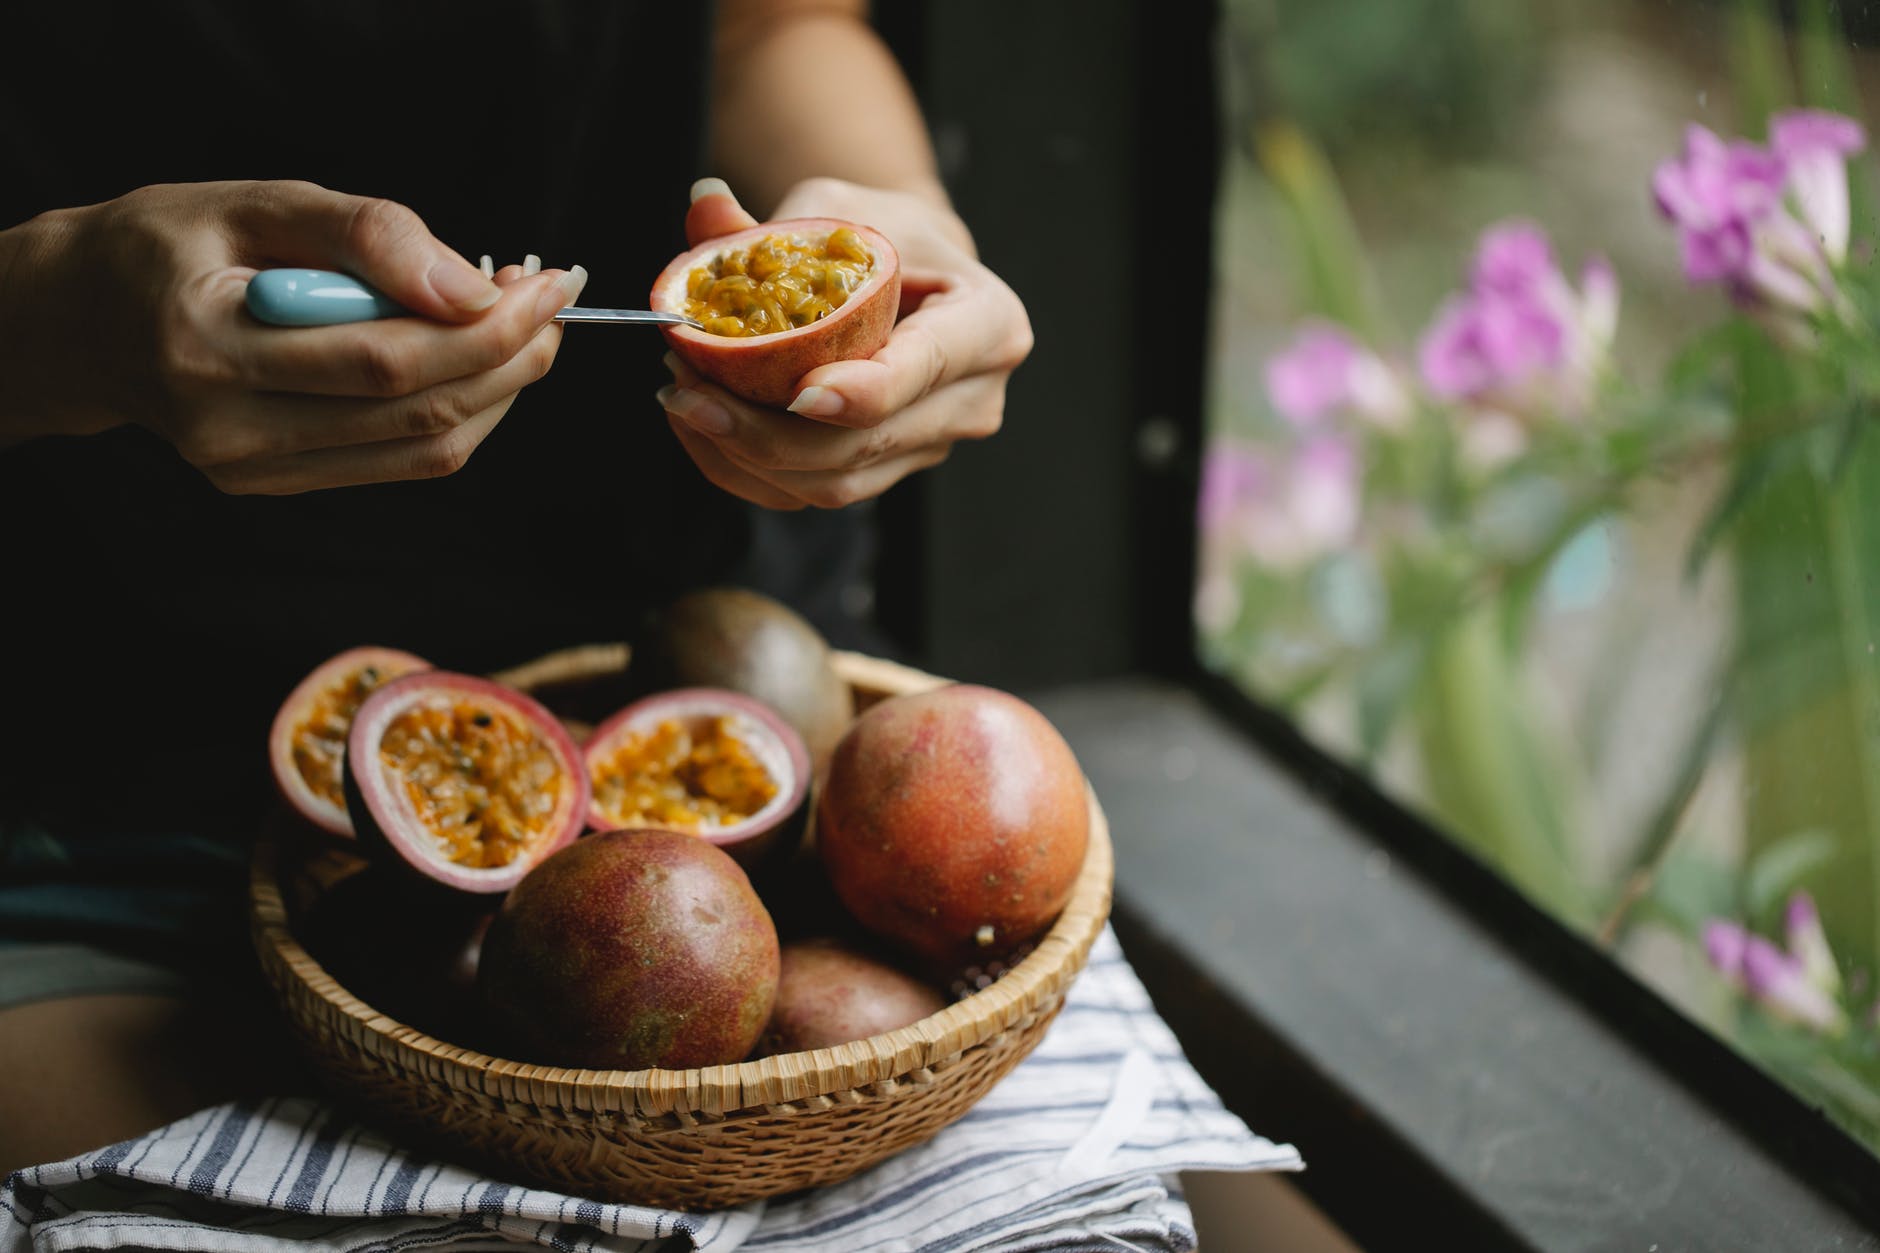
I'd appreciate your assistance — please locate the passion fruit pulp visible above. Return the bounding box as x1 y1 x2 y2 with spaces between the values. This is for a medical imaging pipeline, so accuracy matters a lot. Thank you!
269 646 430 836
584 687 810 869
650 218 900 407
343 672 589 894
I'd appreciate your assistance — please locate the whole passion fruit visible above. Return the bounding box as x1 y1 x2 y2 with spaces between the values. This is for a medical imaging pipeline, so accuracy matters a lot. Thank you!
650 218 900 408
584 687 809 869
761 939 948 1056
477 828 781 1070
299 867 495 1045
344 672 589 894
817 685 1090 970
628 587 853 770
269 646 430 837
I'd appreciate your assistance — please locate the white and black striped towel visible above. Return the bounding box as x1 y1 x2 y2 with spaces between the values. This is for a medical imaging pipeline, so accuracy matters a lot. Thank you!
2 928 1300 1252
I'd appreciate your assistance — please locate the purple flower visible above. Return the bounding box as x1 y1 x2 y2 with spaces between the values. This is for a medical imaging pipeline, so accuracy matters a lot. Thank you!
1198 442 1268 540
1772 109 1868 263
1701 898 1847 1035
1653 112 1866 315
1784 890 1843 998
1264 324 1409 430
1742 935 1847 1033
1417 220 1618 425
1196 435 1361 573
1703 919 1751 977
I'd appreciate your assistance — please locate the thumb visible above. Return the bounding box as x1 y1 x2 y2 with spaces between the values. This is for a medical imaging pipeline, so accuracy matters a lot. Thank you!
232 181 501 322
685 177 761 248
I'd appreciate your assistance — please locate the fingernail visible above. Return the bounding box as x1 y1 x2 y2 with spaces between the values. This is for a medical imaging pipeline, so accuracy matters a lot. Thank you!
690 177 732 204
658 384 734 436
523 254 542 276
430 257 502 313
788 385 845 418
533 266 587 322
478 254 494 278
662 350 698 382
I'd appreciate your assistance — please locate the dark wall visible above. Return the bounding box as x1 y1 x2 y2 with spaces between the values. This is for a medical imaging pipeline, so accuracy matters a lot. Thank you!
874 2 1216 691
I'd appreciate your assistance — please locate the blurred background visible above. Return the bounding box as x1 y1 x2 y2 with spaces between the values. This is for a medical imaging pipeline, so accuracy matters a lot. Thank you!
876 0 1880 1186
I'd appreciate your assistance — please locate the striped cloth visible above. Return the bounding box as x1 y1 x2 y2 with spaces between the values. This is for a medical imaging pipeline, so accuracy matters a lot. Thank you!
2 928 1300 1252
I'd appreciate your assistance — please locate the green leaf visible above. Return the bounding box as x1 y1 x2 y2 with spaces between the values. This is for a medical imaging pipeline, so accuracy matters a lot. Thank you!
1354 635 1427 759
1729 0 1792 132
1639 850 1740 936
1254 121 1382 337
1745 829 1841 922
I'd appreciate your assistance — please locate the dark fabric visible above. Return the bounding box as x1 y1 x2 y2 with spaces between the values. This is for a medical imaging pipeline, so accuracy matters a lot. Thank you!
0 3 877 950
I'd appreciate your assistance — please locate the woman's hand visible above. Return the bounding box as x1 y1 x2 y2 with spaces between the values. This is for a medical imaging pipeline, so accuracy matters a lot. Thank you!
657 178 1032 510
0 180 585 493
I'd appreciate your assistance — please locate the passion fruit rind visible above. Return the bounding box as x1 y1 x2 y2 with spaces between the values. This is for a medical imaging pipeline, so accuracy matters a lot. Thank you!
584 686 810 870
651 218 900 408
343 671 590 894
269 645 430 838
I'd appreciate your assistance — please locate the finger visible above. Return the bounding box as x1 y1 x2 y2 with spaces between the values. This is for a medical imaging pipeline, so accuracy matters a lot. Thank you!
225 180 502 321
228 268 586 397
202 393 514 495
661 352 1004 474
665 414 804 511
715 434 955 510
784 274 1032 428
684 178 760 248
182 322 564 466
493 264 527 285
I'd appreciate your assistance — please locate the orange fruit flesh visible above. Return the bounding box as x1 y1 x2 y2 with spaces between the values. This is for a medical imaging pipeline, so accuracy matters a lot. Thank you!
378 701 564 869
683 229 875 338
292 664 398 808
592 717 778 831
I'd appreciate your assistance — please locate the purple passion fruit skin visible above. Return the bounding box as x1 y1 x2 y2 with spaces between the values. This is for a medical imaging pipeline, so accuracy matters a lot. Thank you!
299 867 496 1045
760 939 948 1055
625 587 854 772
343 671 589 895
583 687 810 870
816 684 1091 970
476 828 781 1071
269 646 430 837
649 218 901 409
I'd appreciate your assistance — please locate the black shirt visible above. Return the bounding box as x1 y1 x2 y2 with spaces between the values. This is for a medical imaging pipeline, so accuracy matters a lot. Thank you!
0 2 873 844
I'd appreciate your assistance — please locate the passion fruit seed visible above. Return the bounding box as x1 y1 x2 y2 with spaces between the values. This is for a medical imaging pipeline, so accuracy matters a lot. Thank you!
683 229 874 338
290 664 398 809
378 700 563 869
591 716 777 831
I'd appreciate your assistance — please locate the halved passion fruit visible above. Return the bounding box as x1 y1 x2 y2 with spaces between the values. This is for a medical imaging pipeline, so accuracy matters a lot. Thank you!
269 646 430 836
344 672 589 893
584 688 810 868
650 218 901 408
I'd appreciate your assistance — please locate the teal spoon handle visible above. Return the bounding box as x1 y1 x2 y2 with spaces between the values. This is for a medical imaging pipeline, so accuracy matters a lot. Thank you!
245 269 407 325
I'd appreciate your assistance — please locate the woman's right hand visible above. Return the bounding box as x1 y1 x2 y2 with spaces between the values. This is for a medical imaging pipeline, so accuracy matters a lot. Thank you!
0 180 585 493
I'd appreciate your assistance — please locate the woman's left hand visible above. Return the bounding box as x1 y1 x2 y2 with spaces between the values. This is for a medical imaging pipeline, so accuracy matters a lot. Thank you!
658 178 1032 510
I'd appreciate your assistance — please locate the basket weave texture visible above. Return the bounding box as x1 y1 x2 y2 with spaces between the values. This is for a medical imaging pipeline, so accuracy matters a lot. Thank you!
250 650 1115 1209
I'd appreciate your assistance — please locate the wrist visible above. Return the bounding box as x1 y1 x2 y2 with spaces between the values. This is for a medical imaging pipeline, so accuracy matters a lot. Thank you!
0 204 123 448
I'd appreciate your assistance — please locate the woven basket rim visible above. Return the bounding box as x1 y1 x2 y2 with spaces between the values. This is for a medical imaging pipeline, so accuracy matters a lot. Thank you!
250 649 1115 1119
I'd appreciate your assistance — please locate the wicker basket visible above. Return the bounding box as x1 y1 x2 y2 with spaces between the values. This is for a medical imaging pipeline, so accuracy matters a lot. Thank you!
249 649 1115 1210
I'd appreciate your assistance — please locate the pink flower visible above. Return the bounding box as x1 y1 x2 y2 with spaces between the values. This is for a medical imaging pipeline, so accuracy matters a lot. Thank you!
1702 893 1848 1035
1742 935 1847 1033
1196 436 1361 573
1652 112 1866 315
1264 324 1409 431
1784 891 1842 998
1772 110 1868 263
1417 220 1618 425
